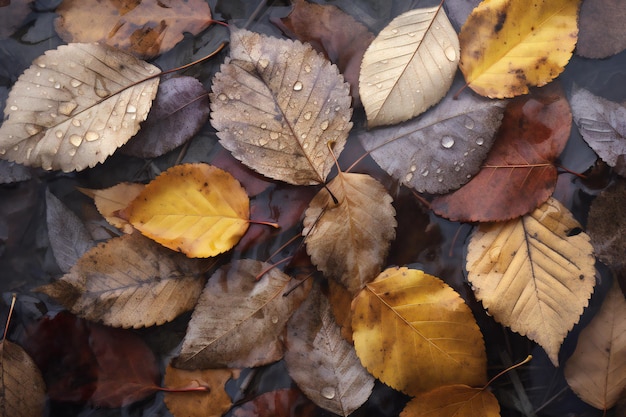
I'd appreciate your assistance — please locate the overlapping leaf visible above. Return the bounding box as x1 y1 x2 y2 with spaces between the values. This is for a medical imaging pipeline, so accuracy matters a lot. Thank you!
360 6 459 127
0 340 46 417
79 183 145 234
359 77 505 194
211 27 353 185
302 172 396 294
352 267 487 395
0 0 32 38
0 43 160 171
466 198 596 366
400 385 500 417
576 0 626 58
459 0 580 98
587 178 626 268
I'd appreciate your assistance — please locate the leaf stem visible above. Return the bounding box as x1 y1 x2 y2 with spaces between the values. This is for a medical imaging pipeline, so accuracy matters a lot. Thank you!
248 219 280 228
2 293 16 341
483 355 532 389
255 256 293 281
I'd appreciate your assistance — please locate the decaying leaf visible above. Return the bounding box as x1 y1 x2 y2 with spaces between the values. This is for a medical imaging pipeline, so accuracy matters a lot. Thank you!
432 83 571 221
272 0 375 105
576 0 626 59
570 86 626 177
285 283 374 415
587 178 626 268
0 340 46 417
37 233 209 328
352 267 487 395
564 280 626 410
360 6 459 127
231 388 318 417
459 0 580 98
175 259 310 369
466 198 596 366
359 76 505 194
79 182 145 234
400 385 500 417
0 43 160 172
302 172 396 295
125 163 250 258
55 0 213 58
210 27 353 186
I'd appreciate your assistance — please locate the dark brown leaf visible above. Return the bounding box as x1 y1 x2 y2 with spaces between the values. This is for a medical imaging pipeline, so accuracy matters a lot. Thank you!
0 340 46 417
576 0 626 58
232 388 318 417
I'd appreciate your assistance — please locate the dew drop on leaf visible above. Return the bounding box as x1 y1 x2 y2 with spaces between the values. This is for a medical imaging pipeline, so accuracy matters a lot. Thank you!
126 104 137 113
69 134 83 146
476 137 485 145
441 135 455 148
85 131 100 142
293 81 303 91
72 119 81 127
464 117 475 130
70 79 82 88
321 387 336 399
444 46 457 61
320 120 329 130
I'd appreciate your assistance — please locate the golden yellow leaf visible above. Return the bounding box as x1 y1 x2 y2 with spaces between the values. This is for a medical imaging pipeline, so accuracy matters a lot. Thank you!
564 280 626 410
459 0 580 98
352 267 487 396
79 183 145 233
400 385 500 417
125 163 249 258
466 198 596 366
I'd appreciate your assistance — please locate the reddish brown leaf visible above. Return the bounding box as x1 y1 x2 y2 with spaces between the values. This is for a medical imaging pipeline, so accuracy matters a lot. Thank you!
431 82 571 222
272 0 374 105
232 388 318 417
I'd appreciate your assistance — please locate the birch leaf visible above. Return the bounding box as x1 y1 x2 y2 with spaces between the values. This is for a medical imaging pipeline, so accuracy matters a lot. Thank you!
466 198 596 366
211 27 353 186
79 183 145 234
302 172 396 295
400 385 500 417
0 43 160 172
360 6 459 127
0 340 46 417
285 283 374 416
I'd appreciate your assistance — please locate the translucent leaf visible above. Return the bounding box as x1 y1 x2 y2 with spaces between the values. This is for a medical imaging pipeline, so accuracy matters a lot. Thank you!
352 267 487 395
466 198 596 366
459 0 580 98
359 6 459 127
125 163 250 258
0 340 46 417
302 172 396 295
79 182 146 234
0 43 160 171
400 385 500 417
210 27 353 185
576 0 626 59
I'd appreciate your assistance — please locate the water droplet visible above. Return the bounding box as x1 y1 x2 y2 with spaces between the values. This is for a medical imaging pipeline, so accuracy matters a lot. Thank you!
441 135 455 148
464 117 475 130
25 124 42 136
258 58 269 69
85 131 100 142
381 59 389 64
58 101 78 116
271 316 279 324
410 165 417 172
37 62 46 68
437 177 443 183
0 149 5 155
376 83 383 89
301 133 307 139
68 148 76 156
55 130 63 138
9 105 18 111
259 137 269 146
454 166 460 172
69 134 83 147
302 142 309 149
391 29 398 34
436 168 442 174
476 137 485 146
270 132 279 140
13 145 19 151
70 79 82 88
54 82 61 89
217 93 228 102
321 387 336 399
72 119 81 127
320 120 329 130
304 64 311 73
405 172 413 182
126 104 137 113
421 169 429 176
260 123 267 129
467 174 472 179
444 46 457 61
293 81 303 91
408 32 416 37
303 111 312 121
94 76 110 98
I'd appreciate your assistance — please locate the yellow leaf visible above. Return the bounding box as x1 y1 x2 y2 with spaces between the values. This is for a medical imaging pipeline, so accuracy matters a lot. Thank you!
564 280 626 410
459 0 580 98
352 267 487 396
79 183 145 233
466 198 596 366
126 163 249 258
400 385 500 417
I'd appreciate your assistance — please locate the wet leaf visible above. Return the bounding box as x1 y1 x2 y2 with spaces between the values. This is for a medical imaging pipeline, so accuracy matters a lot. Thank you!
175 259 310 369
285 283 374 415
359 76 506 194
466 198 596 366
164 366 239 417
564 280 626 410
587 178 626 269
0 43 160 172
0 0 32 38
360 5 459 127
459 0 580 98
231 388 318 417
37 233 209 328
302 172 396 295
79 182 145 234
400 385 500 417
125 163 250 258
432 83 571 221
570 86 626 177
46 189 95 273
576 0 626 58
272 0 374 105
0 340 46 417
122 77 210 158
352 267 487 395
211 27 353 186
55 0 213 58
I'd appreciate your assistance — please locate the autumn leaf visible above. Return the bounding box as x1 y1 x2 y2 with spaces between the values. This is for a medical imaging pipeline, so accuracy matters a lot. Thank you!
466 198 596 366
37 233 209 328
564 280 626 410
576 0 626 59
0 43 160 172
210 27 353 186
587 178 626 269
55 0 213 58
0 160 30 184
175 259 310 369
431 83 571 221
352 267 487 395
359 76 505 194
125 163 250 258
570 85 626 177
79 182 146 234
272 0 375 105
231 388 318 417
360 5 459 127
400 385 500 417
302 172 396 295
459 0 580 98
284 283 374 415
0 340 46 417
0 0 32 38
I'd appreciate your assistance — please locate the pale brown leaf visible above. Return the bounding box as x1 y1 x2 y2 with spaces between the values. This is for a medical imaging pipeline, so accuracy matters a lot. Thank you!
79 183 146 234
587 178 626 269
0 340 46 417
